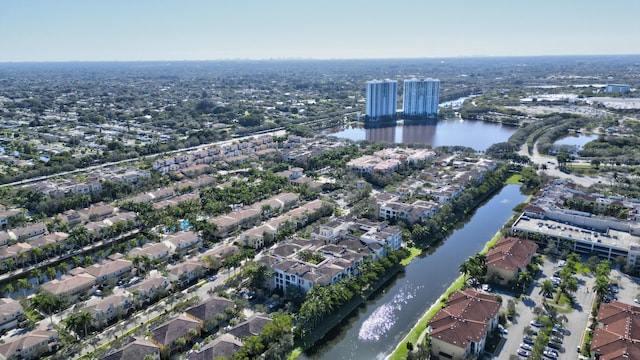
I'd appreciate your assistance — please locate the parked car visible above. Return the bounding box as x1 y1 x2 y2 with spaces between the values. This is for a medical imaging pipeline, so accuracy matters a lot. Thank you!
520 343 532 351
548 341 561 350
523 336 535 345
544 348 559 357
517 349 530 357
530 320 543 328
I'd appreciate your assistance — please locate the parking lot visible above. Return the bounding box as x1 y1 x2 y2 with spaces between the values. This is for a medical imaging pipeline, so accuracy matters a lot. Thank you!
490 257 598 359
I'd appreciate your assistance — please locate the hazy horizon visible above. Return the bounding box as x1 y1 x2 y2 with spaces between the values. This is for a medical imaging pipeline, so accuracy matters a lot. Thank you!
2 0 639 62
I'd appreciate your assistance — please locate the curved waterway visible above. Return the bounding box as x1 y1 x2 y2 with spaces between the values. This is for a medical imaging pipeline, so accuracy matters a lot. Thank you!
302 184 528 360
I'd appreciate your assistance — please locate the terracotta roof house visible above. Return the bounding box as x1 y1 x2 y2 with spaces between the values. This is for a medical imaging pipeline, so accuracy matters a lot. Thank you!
129 242 171 261
187 333 243 360
129 276 171 302
427 289 501 360
0 329 58 360
27 231 68 248
162 231 201 252
486 237 538 285
102 337 160 360
149 314 201 350
186 296 235 322
84 294 132 325
167 260 205 286
41 273 96 299
8 223 47 241
591 300 640 360
79 204 116 221
0 297 24 331
83 258 133 283
226 313 272 339
0 209 21 228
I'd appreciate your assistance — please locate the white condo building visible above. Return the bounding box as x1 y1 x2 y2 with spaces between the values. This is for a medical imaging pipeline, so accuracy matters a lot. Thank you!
366 79 398 119
403 78 440 118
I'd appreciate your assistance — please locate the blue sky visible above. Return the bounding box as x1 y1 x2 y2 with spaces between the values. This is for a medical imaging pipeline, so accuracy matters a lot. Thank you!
1 0 639 62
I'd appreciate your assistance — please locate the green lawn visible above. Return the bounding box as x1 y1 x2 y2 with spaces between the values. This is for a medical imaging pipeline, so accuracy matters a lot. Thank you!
287 347 303 360
387 275 466 360
388 231 504 360
505 173 522 185
401 247 422 266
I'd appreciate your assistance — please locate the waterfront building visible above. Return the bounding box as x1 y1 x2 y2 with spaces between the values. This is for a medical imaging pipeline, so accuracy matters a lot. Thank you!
511 180 640 270
427 289 500 360
605 84 631 94
366 79 398 119
403 78 440 118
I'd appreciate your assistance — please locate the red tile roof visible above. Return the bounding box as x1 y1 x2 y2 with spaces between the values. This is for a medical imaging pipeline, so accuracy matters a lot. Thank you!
428 289 500 349
591 301 640 360
486 237 538 272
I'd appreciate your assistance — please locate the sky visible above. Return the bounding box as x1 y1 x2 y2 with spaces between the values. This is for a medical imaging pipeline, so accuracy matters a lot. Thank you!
1 0 639 62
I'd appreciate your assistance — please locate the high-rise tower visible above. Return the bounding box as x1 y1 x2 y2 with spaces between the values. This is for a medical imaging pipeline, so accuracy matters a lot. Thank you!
366 79 398 119
403 78 440 118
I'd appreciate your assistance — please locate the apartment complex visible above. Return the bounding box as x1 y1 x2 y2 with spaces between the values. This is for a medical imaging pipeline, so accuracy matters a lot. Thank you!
366 79 398 119
403 78 440 118
512 180 640 269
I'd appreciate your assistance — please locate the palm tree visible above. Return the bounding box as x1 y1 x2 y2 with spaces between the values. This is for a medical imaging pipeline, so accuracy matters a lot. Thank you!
2 283 14 297
31 291 64 325
593 275 610 299
45 266 57 281
16 251 28 269
16 278 31 297
31 247 44 264
539 280 554 300
517 270 533 291
57 261 69 275
32 268 42 285
65 311 93 338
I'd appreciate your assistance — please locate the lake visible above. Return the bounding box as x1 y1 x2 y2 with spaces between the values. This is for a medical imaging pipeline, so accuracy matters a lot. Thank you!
324 120 517 151
302 184 528 360
553 133 598 148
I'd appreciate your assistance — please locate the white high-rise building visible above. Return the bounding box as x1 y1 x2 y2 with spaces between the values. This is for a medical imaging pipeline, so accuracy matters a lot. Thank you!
366 79 398 119
403 78 440 118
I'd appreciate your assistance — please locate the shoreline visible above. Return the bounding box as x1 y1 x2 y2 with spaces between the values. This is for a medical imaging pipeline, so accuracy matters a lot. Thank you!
385 230 504 360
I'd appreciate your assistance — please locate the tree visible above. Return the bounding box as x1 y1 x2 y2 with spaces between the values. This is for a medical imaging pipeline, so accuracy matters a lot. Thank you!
593 275 610 299
31 290 67 325
64 311 93 338
539 280 554 300
516 270 533 291
32 268 43 285
45 266 57 281
16 278 31 297
243 262 274 293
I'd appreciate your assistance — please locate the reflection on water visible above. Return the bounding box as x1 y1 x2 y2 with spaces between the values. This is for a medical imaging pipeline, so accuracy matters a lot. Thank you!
324 120 516 151
554 134 597 148
358 284 423 341
303 185 529 360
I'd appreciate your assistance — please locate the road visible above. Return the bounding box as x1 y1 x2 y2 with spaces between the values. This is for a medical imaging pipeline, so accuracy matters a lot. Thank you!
61 265 236 359
518 142 607 188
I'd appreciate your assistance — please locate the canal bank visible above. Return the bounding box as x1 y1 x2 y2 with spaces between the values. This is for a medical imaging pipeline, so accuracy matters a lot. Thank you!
386 231 505 360
302 184 529 360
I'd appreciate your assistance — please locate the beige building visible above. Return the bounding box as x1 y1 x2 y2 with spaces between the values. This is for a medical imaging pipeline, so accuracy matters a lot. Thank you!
485 237 538 285
428 289 500 360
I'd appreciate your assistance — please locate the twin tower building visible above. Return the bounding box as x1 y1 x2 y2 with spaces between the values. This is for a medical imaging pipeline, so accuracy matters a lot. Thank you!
365 78 440 120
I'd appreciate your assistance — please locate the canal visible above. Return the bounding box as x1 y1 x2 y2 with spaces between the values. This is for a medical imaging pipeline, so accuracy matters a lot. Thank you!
302 184 529 360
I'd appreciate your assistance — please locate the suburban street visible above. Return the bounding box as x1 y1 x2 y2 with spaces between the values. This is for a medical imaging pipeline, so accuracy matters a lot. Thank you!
36 265 238 359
